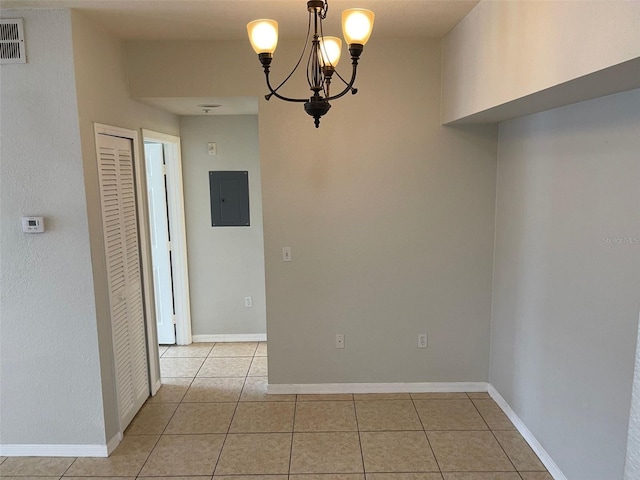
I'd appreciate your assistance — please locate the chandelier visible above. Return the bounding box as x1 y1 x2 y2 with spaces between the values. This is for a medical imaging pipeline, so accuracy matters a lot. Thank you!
247 0 375 128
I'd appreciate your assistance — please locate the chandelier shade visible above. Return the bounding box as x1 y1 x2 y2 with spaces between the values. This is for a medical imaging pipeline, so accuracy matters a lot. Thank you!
342 9 375 45
247 0 374 128
247 19 279 55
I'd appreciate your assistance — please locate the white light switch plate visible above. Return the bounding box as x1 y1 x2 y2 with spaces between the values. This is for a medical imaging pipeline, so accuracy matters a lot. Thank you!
282 247 292 262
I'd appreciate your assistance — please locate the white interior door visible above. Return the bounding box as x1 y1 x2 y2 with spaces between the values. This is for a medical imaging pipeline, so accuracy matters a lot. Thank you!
145 143 176 345
97 133 149 431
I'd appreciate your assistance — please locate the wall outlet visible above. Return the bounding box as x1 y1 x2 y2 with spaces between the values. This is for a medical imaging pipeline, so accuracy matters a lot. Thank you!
335 334 345 349
418 333 428 348
244 296 253 307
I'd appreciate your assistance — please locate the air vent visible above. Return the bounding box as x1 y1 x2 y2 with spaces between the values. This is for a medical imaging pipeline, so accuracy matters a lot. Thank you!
0 19 26 64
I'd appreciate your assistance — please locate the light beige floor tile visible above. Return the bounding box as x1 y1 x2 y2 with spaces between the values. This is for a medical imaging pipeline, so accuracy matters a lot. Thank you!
139 434 224 476
410 393 468 400
255 342 268 356
215 433 291 475
471 399 516 430
297 394 354 401
138 477 212 480
367 474 443 480
229 402 295 433
414 399 488 430
0 457 74 476
248 357 268 376
125 403 179 434
360 431 438 472
209 343 258 357
158 345 169 356
165 402 236 434
290 432 363 474
215 476 286 480
427 431 515 472
183 377 245 403
518 473 553 480
197 357 252 377
353 393 411 401
163 343 214 358
443 474 520 480
466 392 491 399
1 477 62 480
239 377 296 402
493 431 545 471
0 457 7 464
294 401 357 432
147 378 192 404
355 400 422 431
291 476 365 480
61 477 136 480
160 357 205 378
65 435 159 477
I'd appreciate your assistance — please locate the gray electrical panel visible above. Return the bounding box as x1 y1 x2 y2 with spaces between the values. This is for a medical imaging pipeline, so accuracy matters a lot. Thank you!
209 171 250 227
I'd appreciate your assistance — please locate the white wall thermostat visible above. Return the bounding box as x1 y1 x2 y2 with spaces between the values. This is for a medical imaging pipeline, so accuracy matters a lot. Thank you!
22 216 45 233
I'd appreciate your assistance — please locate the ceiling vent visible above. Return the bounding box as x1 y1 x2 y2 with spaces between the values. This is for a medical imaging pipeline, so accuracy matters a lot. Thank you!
0 19 26 64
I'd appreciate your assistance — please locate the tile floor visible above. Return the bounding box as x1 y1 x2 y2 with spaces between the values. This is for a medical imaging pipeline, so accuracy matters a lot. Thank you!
1 342 553 479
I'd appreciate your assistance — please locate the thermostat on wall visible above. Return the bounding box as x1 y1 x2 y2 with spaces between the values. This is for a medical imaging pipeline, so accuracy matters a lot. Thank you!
22 216 44 233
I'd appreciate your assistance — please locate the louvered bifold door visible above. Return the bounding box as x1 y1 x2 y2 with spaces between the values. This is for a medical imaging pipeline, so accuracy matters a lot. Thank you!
97 133 149 431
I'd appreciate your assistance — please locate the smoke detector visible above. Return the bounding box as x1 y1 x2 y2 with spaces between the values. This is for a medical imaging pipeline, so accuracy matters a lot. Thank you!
199 104 222 114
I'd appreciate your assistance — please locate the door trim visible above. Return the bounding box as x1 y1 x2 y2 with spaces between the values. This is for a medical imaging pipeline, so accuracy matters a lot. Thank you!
142 130 192 346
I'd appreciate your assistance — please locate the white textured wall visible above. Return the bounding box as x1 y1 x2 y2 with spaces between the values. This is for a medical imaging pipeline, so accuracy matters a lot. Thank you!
179 115 267 337
626 315 640 479
126 37 498 384
442 0 640 123
70 10 179 440
0 9 106 445
491 89 640 479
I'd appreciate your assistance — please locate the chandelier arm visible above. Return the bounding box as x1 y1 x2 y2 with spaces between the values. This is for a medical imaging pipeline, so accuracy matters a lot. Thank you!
263 69 308 103
324 61 359 102
267 10 314 98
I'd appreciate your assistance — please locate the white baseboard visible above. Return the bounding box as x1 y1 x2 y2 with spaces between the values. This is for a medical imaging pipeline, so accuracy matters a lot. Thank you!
267 381 489 395
488 385 567 480
192 334 267 343
0 443 110 457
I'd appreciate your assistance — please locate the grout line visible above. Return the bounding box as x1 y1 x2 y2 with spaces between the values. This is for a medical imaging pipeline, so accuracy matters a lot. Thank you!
288 395 298 475
210 367 246 477
468 397 520 473
352 393 367 474
410 395 442 473
59 456 77 478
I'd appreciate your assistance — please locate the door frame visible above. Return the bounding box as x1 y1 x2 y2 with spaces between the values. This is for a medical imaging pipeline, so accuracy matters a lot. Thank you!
142 130 192 347
93 123 160 414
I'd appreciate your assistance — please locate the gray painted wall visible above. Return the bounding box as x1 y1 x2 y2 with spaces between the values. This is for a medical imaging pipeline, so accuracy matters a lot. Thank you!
0 9 106 445
70 10 179 441
491 89 640 479
179 115 267 337
125 38 499 385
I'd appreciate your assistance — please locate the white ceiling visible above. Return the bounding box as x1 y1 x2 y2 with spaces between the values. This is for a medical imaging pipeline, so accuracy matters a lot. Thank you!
140 96 259 115
2 0 479 116
2 0 478 41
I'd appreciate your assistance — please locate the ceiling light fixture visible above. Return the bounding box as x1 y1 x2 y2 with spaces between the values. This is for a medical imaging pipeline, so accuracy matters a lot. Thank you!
247 0 374 128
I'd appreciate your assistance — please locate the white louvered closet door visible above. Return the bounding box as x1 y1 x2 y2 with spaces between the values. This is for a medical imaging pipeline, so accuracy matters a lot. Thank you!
96 133 149 431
